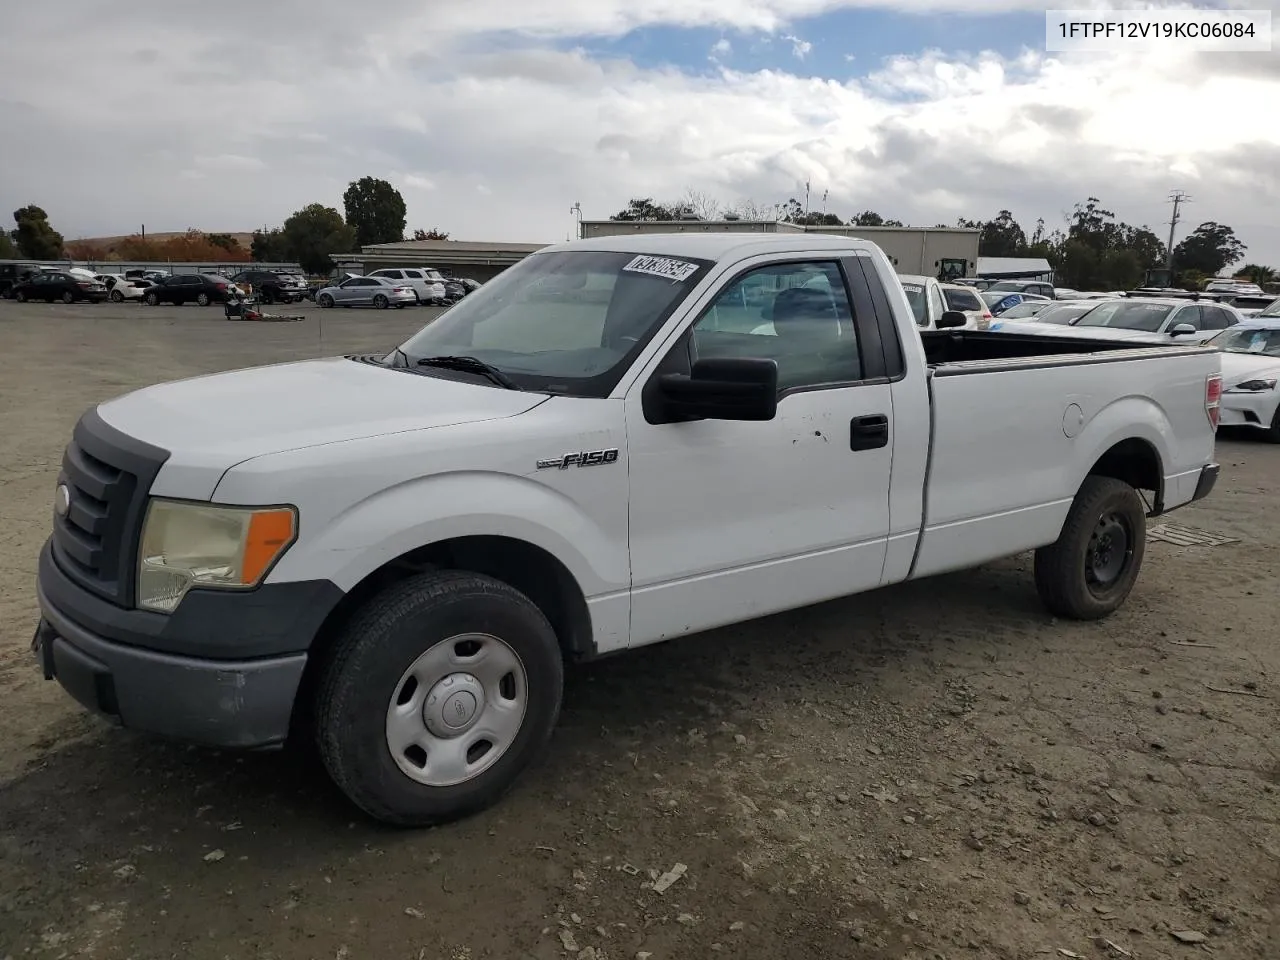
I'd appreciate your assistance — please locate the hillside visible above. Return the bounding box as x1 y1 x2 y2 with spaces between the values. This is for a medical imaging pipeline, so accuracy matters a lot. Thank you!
70 231 256 248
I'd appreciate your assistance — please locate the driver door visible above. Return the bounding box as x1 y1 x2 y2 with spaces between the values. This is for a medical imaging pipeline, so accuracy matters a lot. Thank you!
624 255 895 647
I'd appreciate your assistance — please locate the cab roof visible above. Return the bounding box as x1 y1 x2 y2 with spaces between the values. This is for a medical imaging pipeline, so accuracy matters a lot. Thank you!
541 232 881 262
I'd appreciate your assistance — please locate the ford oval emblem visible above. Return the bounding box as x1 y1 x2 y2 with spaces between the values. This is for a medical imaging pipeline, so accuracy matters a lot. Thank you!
54 483 71 518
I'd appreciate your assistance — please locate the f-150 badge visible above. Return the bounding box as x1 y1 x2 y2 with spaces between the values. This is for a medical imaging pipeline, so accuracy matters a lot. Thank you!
536 449 620 470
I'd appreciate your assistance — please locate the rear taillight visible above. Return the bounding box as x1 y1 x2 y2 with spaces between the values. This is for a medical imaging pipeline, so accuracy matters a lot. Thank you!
216 283 227 290
77 281 92 288
1205 374 1222 430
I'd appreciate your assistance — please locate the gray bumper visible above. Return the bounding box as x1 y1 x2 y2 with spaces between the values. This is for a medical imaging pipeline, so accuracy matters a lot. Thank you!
36 577 306 749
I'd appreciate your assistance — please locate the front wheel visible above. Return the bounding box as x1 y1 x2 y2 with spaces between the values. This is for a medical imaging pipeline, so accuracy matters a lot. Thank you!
144 292 158 306
373 294 389 310
197 292 211 306
314 570 564 827
62 291 75 304
318 293 334 308
1034 476 1146 620
15 290 26 303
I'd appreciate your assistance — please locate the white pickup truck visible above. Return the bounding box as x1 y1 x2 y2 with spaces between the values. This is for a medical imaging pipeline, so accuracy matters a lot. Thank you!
33 234 1223 827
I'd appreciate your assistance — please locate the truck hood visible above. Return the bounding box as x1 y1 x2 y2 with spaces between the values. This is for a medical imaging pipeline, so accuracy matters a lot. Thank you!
1219 351 1280 388
97 356 548 498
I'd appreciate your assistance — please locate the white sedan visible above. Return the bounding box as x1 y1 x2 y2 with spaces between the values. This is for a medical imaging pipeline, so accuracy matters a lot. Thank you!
96 274 149 302
1205 319 1280 442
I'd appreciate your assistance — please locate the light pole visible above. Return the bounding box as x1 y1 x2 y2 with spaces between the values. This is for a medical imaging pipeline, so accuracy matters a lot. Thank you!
569 202 583 240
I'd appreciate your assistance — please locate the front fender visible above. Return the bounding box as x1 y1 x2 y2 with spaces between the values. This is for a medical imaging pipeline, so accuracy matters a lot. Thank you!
265 470 628 600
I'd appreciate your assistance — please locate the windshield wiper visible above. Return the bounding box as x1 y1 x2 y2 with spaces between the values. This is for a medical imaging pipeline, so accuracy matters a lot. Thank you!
416 355 523 390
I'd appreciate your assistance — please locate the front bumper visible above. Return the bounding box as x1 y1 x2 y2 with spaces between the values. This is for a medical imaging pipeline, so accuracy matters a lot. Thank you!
35 539 343 748
1219 391 1278 431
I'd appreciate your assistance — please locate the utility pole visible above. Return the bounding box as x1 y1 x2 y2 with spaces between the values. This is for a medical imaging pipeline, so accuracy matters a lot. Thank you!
804 180 811 220
569 201 582 240
1166 190 1190 273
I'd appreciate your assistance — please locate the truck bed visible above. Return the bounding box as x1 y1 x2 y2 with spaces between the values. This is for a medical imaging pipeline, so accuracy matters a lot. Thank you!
918 329 1198 367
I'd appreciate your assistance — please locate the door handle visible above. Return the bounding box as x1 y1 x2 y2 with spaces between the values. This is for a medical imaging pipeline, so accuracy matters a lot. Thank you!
850 414 889 451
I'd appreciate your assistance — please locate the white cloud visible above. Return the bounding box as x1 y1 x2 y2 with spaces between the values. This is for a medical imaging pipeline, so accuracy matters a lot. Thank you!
784 34 813 59
0 0 1277 266
710 38 733 59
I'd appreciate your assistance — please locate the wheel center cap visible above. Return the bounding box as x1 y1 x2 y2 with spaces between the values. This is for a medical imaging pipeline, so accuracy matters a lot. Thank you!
423 672 485 738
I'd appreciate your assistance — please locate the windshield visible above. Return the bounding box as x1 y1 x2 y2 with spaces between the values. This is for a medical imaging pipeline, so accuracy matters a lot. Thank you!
1258 298 1280 318
988 281 1029 292
1074 301 1174 332
997 301 1047 319
1208 326 1280 356
943 288 981 311
392 249 712 396
899 281 928 325
1034 303 1097 324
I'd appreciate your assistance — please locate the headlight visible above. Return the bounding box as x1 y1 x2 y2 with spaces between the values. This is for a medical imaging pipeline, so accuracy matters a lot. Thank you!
1227 379 1278 392
137 500 297 613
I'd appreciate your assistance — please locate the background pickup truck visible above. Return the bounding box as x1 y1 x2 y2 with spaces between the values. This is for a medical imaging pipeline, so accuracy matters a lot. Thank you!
33 234 1222 827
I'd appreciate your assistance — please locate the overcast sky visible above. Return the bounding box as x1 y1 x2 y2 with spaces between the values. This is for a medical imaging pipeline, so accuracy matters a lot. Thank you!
3 1 1277 268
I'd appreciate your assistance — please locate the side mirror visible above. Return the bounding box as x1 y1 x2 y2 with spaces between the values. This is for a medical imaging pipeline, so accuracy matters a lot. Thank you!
656 357 779 422
937 310 968 329
1169 323 1197 336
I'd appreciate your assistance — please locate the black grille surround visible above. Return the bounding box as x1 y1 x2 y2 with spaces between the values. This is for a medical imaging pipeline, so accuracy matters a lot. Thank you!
51 407 171 608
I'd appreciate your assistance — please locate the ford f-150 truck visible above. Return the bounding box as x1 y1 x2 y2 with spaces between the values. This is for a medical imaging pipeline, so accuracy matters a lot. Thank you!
33 233 1223 827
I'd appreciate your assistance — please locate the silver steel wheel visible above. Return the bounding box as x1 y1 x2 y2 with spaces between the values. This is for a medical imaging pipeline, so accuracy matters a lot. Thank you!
385 632 528 787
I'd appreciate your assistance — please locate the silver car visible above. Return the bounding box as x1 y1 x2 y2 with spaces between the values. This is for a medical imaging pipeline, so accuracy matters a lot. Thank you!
315 275 416 310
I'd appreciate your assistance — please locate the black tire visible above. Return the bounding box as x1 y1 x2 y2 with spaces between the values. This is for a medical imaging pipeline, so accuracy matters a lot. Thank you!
144 292 158 306
373 294 389 310
1264 406 1280 444
261 289 275 306
1034 476 1146 620
197 292 211 306
110 289 124 303
314 570 564 827
15 290 27 303
62 291 75 304
318 293 334 308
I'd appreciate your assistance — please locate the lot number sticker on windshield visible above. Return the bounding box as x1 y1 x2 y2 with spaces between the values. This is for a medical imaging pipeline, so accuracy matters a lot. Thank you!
901 283 923 294
623 255 699 283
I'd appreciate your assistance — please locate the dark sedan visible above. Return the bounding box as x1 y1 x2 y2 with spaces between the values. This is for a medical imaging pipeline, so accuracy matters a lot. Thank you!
142 273 242 306
10 271 108 303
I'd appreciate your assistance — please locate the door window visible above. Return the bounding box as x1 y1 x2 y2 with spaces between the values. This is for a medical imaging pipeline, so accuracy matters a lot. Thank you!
1171 306 1202 330
1198 306 1231 331
689 261 861 392
927 283 947 319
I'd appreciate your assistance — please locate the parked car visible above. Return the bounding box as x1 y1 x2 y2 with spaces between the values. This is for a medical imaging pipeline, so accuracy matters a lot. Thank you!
142 273 242 306
228 270 309 305
986 279 1057 299
368 268 447 305
0 262 44 297
32 232 1223 827
899 274 985 329
459 278 482 294
97 275 148 302
1204 319 1280 441
10 271 108 303
990 300 1099 326
125 269 170 284
315 275 416 309
940 283 993 329
1071 298 1241 343
1204 278 1264 297
981 290 1051 316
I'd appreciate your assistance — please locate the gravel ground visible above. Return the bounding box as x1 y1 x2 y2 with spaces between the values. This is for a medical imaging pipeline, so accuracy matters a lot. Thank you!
1 299 1277 960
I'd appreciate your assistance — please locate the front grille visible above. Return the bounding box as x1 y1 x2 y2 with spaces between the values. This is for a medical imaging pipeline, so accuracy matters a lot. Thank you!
50 409 170 607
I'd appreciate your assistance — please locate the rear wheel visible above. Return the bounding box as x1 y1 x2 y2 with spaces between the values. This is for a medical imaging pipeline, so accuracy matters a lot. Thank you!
314 570 564 827
110 289 124 303
1034 476 1146 620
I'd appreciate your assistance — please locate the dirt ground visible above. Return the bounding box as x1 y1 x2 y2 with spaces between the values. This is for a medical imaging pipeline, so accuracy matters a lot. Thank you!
1 299 1277 960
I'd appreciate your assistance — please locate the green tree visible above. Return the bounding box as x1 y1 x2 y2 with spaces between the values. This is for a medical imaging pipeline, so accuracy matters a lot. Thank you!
342 176 408 247
204 233 241 253
609 198 676 221
11 205 64 259
281 204 357 275
851 210 884 226
1119 226 1167 271
250 227 291 262
1173 222 1247 277
1234 263 1276 285
412 227 450 241
0 231 17 258
978 210 1027 257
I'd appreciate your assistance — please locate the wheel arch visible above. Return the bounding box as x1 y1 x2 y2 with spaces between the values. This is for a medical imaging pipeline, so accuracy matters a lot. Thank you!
1085 436 1164 514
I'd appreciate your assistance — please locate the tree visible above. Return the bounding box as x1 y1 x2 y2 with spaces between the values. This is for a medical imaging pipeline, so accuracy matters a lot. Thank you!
883 218 905 227
204 233 241 253
722 198 774 220
11 205 64 259
609 198 677 221
281 204 356 274
679 189 721 221
1173 222 1247 277
0 232 17 257
851 211 884 226
1235 263 1276 286
977 210 1027 258
1118 226 1166 271
342 176 407 247
250 227 291 262
412 228 450 241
